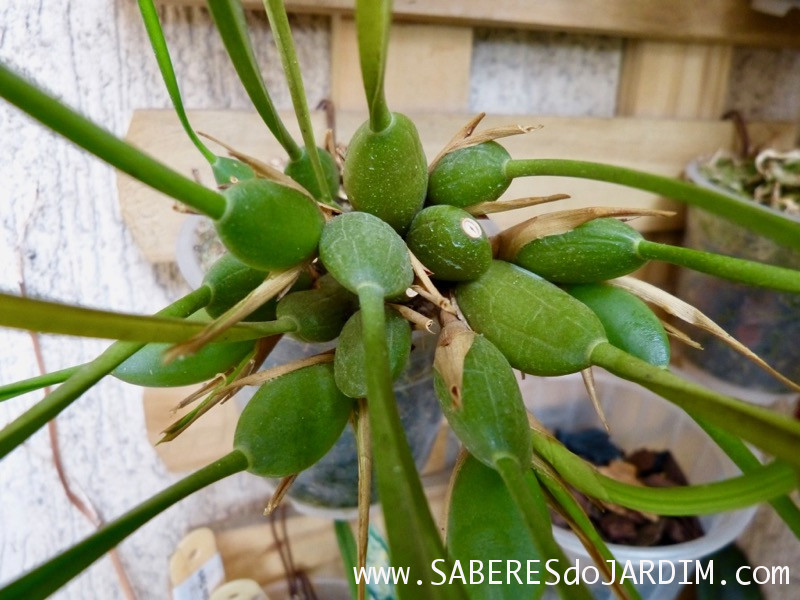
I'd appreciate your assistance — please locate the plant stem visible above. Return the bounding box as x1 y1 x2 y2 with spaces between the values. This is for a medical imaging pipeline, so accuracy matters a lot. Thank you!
357 285 462 600
0 287 209 459
207 0 301 159
0 63 226 219
536 469 643 600
693 419 800 539
0 365 80 403
1 451 248 599
599 461 794 515
0 290 295 343
530 432 796 515
355 0 392 132
263 0 333 205
505 159 800 252
137 0 216 163
590 341 800 468
637 240 800 293
334 520 359 600
494 456 593 600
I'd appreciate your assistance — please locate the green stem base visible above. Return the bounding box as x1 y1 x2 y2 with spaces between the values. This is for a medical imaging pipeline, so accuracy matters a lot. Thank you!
505 159 800 252
637 240 800 293
494 455 593 600
590 342 800 468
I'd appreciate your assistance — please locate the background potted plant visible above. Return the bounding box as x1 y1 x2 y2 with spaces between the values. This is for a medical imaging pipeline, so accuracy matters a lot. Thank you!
1 1 800 599
678 122 800 398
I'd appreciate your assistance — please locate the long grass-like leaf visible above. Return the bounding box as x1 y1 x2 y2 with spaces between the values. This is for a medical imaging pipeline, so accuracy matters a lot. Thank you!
0 63 225 218
692 419 800 539
637 239 800 293
0 287 210 459
138 0 216 163
0 291 293 343
535 464 642 600
505 159 800 252
494 456 594 600
206 0 301 159
0 451 248 599
590 342 800 468
263 0 333 203
355 0 392 131
530 430 797 515
358 286 465 600
0 366 80 403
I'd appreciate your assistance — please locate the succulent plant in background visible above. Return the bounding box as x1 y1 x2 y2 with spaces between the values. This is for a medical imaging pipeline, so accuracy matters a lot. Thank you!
2 1 800 599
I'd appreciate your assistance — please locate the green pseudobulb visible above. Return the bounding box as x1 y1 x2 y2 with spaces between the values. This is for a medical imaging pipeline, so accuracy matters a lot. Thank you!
276 274 358 343
427 141 512 208
216 178 324 271
235 363 354 477
343 113 427 234
566 283 670 368
405 205 492 282
334 307 412 398
113 310 254 387
211 156 256 186
434 330 531 467
456 260 606 375
284 146 340 201
513 218 645 283
202 253 276 321
319 211 413 298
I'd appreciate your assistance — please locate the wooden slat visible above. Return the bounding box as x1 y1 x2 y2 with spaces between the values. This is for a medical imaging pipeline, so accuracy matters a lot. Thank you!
617 40 733 119
162 0 800 49
331 17 472 113
120 110 796 261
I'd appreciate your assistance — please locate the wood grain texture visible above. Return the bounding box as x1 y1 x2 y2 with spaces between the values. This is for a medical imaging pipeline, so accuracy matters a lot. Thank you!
331 17 472 113
617 40 733 119
163 0 800 48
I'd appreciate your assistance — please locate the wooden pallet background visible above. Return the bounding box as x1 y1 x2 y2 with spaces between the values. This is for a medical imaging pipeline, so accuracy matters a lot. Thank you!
124 0 800 264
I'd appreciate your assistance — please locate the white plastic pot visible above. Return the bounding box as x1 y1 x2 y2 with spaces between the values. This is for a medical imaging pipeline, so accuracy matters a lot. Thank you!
518 370 757 600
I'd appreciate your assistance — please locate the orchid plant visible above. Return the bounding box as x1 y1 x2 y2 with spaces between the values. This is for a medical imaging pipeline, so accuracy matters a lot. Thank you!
1 1 800 599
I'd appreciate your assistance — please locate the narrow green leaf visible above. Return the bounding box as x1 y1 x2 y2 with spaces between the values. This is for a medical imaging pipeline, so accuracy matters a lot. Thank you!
358 286 465 600
505 159 800 252
0 62 225 219
0 365 80 403
530 430 797 515
1 451 247 599
0 290 294 343
638 240 800 293
334 521 359 600
693 418 800 539
206 0 301 159
494 456 594 600
355 0 392 131
263 0 333 203
138 0 216 163
535 466 643 600
591 342 800 468
0 287 210 460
